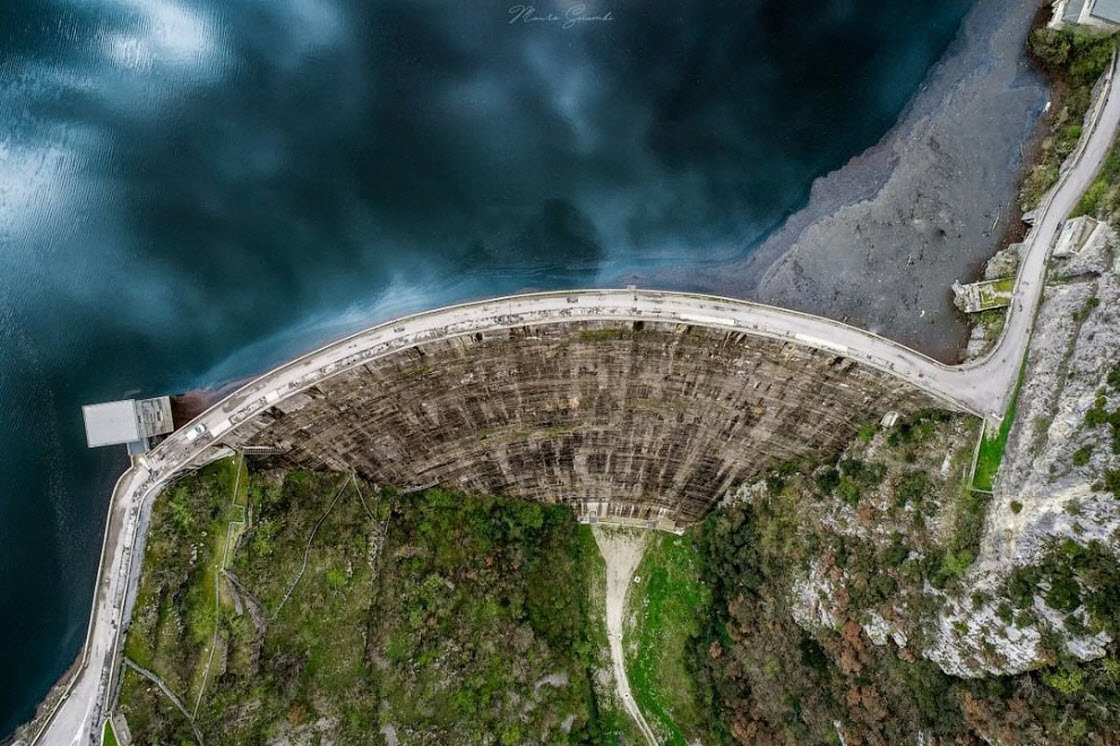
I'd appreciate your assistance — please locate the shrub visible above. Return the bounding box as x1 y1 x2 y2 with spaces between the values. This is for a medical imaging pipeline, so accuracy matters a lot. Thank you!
815 468 840 494
839 459 886 488
1007 571 1037 609
1046 575 1082 613
1105 469 1120 495
1030 27 1073 68
1043 667 1086 695
1010 501 1023 514
881 535 910 568
1085 398 1110 427
895 472 930 508
1108 363 1120 390
1072 446 1093 467
1076 181 1109 216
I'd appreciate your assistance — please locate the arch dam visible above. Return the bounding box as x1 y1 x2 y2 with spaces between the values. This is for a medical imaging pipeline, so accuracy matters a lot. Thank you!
23 288 1031 745
214 293 972 529
32 43 1120 746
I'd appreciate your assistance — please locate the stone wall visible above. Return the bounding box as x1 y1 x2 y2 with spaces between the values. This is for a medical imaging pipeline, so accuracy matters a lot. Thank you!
224 320 938 527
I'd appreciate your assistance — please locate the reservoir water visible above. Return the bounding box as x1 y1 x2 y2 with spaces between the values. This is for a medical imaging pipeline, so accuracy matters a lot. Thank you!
0 0 972 734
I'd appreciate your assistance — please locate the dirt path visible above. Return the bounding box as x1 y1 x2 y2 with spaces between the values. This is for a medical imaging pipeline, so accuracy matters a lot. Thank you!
122 658 203 746
194 456 246 715
592 527 657 745
272 474 352 618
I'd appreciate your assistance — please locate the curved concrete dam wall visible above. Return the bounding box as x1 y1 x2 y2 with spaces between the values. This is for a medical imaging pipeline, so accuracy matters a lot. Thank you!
221 317 940 528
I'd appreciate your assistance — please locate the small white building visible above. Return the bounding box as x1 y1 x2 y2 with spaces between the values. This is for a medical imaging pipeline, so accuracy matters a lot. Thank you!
83 396 174 453
1052 0 1120 29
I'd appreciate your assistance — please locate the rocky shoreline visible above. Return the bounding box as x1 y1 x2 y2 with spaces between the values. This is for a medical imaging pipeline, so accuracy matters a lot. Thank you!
630 0 1051 362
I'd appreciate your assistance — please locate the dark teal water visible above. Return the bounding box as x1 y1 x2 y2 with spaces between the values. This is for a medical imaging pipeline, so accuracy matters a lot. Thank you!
0 0 971 734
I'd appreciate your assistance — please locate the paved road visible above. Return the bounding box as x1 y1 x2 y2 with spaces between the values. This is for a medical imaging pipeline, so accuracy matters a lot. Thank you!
31 52 1120 746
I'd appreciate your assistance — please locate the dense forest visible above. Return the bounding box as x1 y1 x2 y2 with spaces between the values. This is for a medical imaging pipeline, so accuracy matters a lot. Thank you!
689 407 1120 746
118 461 636 745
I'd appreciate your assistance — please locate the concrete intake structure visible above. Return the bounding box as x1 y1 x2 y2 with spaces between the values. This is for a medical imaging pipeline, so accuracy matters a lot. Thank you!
221 317 939 528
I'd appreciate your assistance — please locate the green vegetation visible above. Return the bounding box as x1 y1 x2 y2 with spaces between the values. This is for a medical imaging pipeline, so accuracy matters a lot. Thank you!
121 455 245 698
1083 388 1120 459
101 720 118 746
991 277 1014 294
370 489 601 743
973 421 1011 491
1022 27 1117 208
1006 538 1120 640
936 487 992 588
975 278 1014 311
973 355 1029 491
625 533 716 745
114 400 1120 746
1075 138 1120 215
691 454 1120 745
118 460 631 744
579 530 645 745
677 413 980 743
1072 295 1103 322
1073 445 1093 466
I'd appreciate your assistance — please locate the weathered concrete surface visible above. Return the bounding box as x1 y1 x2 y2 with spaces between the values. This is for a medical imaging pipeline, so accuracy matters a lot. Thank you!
224 321 937 526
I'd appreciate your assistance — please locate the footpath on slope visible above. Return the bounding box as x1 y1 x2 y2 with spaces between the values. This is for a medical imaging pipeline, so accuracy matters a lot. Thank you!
592 526 658 746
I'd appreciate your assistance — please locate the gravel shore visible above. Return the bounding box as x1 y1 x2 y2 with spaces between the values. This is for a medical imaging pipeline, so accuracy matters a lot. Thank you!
632 0 1050 362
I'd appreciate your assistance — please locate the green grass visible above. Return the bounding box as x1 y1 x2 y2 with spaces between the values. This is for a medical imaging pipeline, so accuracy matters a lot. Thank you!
626 532 714 745
972 356 1028 491
101 719 118 746
121 457 241 692
1074 132 1120 216
973 419 1012 492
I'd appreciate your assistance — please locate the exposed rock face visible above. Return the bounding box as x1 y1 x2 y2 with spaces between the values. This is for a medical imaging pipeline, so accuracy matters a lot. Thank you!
924 223 1120 677
925 584 1112 678
987 225 1118 570
983 242 1021 280
755 230 1120 678
223 321 937 527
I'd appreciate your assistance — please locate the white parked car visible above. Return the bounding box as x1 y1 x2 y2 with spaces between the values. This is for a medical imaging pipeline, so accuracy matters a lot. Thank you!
183 423 207 442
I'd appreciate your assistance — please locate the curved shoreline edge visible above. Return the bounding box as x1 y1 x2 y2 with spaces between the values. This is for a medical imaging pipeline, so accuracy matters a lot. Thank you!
22 38 1120 746
632 0 1052 361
